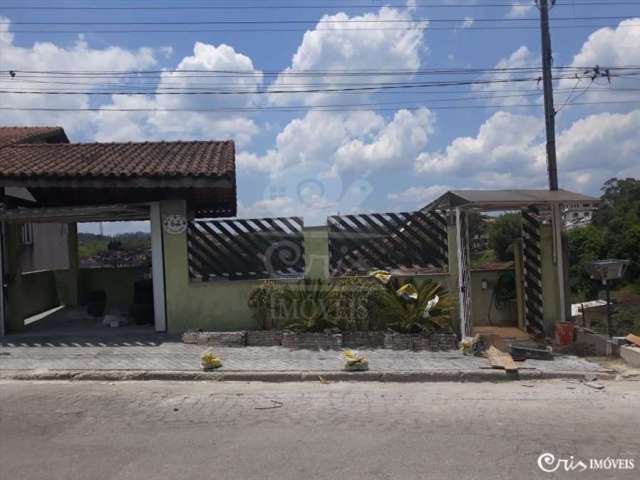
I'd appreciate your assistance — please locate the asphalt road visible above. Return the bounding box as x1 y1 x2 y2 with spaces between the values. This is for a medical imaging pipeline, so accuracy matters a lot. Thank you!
1 379 638 480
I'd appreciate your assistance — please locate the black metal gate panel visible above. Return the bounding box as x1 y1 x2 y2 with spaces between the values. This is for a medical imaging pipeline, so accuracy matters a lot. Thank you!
187 217 305 281
521 208 545 335
457 209 473 338
327 210 448 276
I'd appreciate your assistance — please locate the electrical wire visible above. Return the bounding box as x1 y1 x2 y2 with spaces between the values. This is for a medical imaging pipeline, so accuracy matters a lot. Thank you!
2 1 639 10
9 23 640 34
0 99 636 113
1 71 638 95
3 16 637 25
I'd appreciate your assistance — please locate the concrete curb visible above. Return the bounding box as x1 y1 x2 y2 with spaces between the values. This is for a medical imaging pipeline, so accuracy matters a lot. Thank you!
0 369 616 383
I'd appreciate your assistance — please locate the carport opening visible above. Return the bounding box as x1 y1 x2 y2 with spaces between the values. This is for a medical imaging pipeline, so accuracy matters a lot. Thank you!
17 220 155 336
0 201 167 337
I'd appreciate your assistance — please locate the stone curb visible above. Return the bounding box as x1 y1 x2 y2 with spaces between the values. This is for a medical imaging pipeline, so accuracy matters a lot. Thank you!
0 369 616 383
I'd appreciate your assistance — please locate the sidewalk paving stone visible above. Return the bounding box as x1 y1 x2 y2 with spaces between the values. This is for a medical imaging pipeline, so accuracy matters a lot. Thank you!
0 335 607 375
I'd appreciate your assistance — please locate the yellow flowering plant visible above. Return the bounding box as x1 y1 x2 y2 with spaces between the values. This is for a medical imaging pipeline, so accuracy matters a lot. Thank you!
341 349 369 371
200 349 222 369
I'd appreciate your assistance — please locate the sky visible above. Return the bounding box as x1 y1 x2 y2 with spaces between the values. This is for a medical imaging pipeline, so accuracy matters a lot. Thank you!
1 0 639 235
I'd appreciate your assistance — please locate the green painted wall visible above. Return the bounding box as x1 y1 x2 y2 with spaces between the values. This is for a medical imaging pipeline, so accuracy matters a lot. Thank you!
161 200 261 332
303 226 329 280
78 267 149 308
159 204 510 334
18 270 59 319
468 269 518 327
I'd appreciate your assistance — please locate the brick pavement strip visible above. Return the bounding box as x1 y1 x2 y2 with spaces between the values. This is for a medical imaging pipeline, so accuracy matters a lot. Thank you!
0 339 612 381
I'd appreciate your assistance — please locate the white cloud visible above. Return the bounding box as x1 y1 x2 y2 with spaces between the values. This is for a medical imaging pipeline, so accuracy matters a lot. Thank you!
415 111 545 183
414 108 640 193
238 173 376 225
506 2 535 18
268 7 427 106
334 108 435 172
557 18 640 112
387 184 450 209
94 42 263 145
555 109 640 191
472 46 542 106
239 108 434 175
461 17 475 29
0 17 158 139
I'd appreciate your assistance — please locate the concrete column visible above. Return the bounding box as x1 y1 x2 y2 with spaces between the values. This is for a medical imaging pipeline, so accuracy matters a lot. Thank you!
303 226 329 280
540 223 561 337
150 203 167 332
159 200 189 334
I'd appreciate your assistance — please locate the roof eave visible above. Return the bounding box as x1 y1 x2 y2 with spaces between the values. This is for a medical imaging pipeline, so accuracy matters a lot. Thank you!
0 174 234 189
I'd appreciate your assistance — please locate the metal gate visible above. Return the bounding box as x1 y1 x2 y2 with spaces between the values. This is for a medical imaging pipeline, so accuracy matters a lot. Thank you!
187 216 305 281
455 208 472 338
521 207 545 336
327 210 448 276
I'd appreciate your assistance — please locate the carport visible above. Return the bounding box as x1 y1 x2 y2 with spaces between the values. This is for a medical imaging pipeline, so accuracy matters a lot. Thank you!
0 136 237 336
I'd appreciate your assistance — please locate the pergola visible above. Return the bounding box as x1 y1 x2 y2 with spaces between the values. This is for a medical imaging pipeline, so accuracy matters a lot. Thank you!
0 129 237 335
423 189 599 338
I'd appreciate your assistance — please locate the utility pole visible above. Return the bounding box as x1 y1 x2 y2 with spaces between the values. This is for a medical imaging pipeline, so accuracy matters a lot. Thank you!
537 1 567 329
537 0 558 191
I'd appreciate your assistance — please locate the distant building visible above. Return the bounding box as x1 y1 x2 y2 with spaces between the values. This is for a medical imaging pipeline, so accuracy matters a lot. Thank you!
0 127 71 272
563 200 598 230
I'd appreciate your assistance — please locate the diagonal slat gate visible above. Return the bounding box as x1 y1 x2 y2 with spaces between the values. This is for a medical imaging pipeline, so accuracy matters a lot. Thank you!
455 208 473 338
187 217 305 281
521 207 545 336
327 210 448 276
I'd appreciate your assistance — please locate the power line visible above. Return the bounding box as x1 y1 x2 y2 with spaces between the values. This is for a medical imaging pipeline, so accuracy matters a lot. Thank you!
0 99 636 113
9 23 640 34
3 16 637 25
7 65 635 76
0 91 635 108
2 1 639 10
1 71 637 95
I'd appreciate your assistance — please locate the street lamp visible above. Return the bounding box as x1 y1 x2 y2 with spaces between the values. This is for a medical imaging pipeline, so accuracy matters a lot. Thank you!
588 259 630 337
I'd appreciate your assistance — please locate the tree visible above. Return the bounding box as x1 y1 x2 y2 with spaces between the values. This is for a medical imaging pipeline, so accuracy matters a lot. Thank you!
488 213 521 261
593 178 640 280
567 225 606 298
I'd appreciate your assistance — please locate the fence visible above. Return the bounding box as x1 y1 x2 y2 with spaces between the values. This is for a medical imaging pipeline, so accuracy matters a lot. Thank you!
187 217 305 281
327 210 449 276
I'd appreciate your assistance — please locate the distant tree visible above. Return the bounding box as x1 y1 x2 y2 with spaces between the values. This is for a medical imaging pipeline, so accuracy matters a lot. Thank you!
593 178 640 280
488 213 521 261
567 225 606 298
467 211 487 241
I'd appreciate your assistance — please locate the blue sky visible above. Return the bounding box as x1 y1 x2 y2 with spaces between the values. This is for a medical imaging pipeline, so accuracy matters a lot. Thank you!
1 1 640 234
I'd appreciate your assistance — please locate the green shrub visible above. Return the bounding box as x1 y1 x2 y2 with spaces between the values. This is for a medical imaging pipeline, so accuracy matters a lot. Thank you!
280 279 337 332
248 276 454 334
374 278 454 334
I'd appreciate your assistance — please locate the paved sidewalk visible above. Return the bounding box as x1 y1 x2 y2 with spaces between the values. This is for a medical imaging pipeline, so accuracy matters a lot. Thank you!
0 333 611 381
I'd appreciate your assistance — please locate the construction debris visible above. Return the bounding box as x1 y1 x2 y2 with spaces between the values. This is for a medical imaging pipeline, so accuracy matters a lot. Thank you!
510 344 553 361
625 334 640 348
487 346 519 373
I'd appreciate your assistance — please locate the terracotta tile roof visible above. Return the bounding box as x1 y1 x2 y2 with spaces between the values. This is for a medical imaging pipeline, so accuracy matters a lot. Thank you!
0 126 67 148
0 140 235 178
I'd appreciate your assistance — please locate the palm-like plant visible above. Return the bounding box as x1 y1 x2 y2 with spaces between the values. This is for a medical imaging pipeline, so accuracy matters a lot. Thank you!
376 278 453 334
281 279 337 332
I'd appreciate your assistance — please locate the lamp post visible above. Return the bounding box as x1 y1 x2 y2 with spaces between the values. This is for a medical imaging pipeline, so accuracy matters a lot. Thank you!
588 259 630 337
